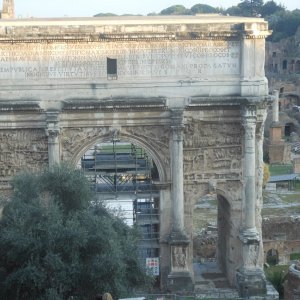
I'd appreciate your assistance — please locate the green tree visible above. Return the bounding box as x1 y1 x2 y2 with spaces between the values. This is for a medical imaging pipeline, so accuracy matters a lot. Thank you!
261 1 285 17
0 166 151 300
191 4 217 14
269 9 300 41
160 5 190 15
238 0 264 16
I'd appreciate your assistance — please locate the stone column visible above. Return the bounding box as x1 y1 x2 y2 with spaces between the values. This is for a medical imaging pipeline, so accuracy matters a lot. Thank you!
167 109 193 292
237 105 266 298
242 106 257 233
2 0 14 19
45 111 60 167
171 123 185 234
272 90 279 123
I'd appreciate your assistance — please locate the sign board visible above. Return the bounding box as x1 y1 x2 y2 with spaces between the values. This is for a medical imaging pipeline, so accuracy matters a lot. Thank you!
146 257 159 276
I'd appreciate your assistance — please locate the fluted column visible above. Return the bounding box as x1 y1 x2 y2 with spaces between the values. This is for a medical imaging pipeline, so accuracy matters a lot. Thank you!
236 106 266 298
168 109 193 292
171 123 185 233
242 106 257 232
45 111 60 167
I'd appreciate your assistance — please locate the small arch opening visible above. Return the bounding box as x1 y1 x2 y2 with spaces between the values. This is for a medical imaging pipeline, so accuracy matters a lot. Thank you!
193 191 231 287
266 249 279 266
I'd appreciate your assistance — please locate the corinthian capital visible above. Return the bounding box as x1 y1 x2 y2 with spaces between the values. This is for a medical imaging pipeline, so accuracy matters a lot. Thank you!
45 111 60 139
242 106 257 140
171 125 184 141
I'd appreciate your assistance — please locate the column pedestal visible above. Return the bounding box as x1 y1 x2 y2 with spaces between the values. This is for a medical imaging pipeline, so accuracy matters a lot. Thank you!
236 267 267 298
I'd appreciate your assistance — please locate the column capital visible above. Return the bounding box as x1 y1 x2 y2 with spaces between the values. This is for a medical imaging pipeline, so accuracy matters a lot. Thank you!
171 108 184 125
242 106 257 140
170 109 184 141
171 125 184 141
45 111 60 140
241 104 257 118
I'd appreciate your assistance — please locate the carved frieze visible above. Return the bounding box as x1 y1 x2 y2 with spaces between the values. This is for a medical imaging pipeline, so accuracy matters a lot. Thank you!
0 129 48 180
184 121 242 149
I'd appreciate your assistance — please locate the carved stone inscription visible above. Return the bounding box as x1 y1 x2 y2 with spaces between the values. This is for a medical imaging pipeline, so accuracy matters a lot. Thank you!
0 129 48 178
184 122 242 181
0 40 240 80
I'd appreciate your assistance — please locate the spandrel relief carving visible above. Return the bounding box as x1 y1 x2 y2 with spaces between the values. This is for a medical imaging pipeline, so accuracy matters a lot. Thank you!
123 126 170 167
61 127 109 161
0 129 48 180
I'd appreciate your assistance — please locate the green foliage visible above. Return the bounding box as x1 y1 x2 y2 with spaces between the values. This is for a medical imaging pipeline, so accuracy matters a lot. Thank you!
190 4 217 14
93 13 117 17
40 164 92 214
237 0 264 16
269 9 300 41
160 5 190 15
290 252 300 260
261 0 285 17
268 164 292 176
263 163 270 188
265 265 288 297
0 166 151 299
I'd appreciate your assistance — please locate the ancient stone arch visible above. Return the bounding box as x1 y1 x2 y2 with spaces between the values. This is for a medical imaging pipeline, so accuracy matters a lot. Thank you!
0 11 273 298
61 127 169 182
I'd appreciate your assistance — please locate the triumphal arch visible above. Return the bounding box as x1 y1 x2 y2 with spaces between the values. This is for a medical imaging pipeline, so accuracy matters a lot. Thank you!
0 3 272 297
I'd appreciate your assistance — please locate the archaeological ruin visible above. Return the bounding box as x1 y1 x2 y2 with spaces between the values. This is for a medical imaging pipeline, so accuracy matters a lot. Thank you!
0 1 276 297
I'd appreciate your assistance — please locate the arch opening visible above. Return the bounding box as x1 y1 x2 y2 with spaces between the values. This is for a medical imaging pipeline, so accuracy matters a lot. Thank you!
284 122 297 137
266 249 279 266
192 192 231 287
78 138 161 277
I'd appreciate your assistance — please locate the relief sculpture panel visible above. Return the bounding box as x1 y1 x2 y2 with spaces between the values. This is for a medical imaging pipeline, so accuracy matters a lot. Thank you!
0 129 48 186
183 121 243 182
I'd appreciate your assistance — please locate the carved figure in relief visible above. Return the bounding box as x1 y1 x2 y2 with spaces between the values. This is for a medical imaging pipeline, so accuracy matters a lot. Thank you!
0 129 48 179
172 246 187 269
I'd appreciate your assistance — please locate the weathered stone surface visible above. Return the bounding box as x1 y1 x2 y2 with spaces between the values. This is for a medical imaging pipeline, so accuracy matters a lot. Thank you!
0 14 272 296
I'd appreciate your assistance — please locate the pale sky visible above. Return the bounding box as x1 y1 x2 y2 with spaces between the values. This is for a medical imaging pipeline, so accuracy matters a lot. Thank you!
3 0 298 18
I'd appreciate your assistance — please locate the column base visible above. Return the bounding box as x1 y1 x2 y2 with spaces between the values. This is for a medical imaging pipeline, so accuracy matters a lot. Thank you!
236 267 267 298
239 227 260 244
169 228 189 244
167 271 194 293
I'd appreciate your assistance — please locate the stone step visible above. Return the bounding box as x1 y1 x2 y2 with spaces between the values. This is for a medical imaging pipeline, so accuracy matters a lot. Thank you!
195 288 240 299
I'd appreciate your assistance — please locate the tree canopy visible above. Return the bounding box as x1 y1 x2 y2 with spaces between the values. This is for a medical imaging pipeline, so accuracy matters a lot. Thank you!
0 166 151 300
160 5 190 15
